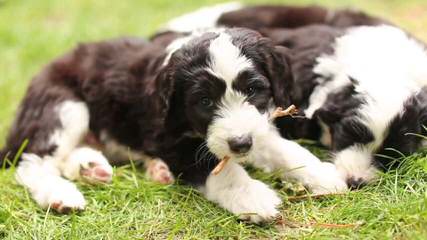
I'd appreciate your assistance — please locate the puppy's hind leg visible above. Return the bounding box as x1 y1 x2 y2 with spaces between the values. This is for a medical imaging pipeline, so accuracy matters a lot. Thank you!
15 100 112 212
61 147 113 184
95 136 173 185
145 158 174 184
16 154 86 213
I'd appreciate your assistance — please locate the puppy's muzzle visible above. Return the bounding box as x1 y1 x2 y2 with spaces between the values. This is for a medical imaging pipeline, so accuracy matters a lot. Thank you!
227 134 252 154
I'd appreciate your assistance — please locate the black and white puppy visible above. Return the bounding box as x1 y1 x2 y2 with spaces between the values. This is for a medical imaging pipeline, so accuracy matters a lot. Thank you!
1 26 346 221
164 2 427 188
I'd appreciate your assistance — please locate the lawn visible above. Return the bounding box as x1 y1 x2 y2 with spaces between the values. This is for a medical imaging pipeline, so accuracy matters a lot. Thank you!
1 0 427 239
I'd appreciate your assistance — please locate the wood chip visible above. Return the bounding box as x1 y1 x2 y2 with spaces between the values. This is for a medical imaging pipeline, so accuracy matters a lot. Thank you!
270 105 299 120
212 156 230 175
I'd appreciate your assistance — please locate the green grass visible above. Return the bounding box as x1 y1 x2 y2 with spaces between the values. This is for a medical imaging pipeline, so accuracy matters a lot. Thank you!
1 0 427 239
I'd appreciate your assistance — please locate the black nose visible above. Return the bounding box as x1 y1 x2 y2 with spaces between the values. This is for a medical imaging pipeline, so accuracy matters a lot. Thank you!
346 177 366 190
227 134 253 154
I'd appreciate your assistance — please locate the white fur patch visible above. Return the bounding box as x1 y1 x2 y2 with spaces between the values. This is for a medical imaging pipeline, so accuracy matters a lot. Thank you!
49 101 89 162
305 58 351 118
164 2 243 32
305 25 427 183
207 32 252 86
163 28 224 66
201 161 281 223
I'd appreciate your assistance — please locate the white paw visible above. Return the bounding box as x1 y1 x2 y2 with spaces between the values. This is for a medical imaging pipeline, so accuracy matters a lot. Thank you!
204 162 280 223
16 154 86 213
62 147 113 184
308 162 348 194
336 163 378 189
228 180 281 223
146 158 174 184
334 147 378 189
33 177 86 214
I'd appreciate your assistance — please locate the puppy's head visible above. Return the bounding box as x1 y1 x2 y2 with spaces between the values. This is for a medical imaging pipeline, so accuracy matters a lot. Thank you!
159 28 293 160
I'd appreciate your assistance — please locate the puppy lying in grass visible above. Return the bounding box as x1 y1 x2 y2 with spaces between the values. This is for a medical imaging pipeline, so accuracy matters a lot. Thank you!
1 9 348 224
163 2 427 190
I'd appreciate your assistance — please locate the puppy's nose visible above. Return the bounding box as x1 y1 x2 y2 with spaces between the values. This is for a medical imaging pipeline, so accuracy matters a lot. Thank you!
346 177 366 190
227 134 253 154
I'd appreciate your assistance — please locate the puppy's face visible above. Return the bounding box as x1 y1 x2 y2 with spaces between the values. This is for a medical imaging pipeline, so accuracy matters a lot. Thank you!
164 28 292 160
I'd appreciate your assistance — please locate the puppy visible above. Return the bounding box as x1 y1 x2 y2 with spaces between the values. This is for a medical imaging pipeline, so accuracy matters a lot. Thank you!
163 3 427 188
1 27 346 222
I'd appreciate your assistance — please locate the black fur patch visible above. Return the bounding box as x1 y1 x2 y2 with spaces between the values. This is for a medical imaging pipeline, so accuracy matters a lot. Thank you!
375 87 427 169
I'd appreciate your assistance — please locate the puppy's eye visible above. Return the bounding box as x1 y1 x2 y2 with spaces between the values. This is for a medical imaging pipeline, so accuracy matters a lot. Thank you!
246 86 256 96
200 97 213 107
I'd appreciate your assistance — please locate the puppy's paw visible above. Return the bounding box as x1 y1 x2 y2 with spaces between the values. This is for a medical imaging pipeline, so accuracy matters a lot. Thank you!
34 178 86 214
333 148 378 189
146 159 174 184
63 147 113 184
48 189 86 214
230 180 281 224
308 162 349 194
337 164 378 190
80 161 113 184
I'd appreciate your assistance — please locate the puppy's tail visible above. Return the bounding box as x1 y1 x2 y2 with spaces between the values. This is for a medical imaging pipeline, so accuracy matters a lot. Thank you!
163 2 243 32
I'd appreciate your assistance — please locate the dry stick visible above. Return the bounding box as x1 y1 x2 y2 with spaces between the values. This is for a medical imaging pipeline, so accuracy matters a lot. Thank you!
211 105 299 175
270 105 299 120
276 216 359 229
286 192 348 202
313 222 359 229
212 156 230 175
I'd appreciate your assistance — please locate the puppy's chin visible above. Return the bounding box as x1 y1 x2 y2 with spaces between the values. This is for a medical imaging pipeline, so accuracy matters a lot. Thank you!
207 146 250 164
231 152 250 162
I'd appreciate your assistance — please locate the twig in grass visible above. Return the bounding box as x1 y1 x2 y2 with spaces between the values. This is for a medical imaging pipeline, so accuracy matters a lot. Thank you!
276 216 360 229
312 222 360 229
286 192 348 202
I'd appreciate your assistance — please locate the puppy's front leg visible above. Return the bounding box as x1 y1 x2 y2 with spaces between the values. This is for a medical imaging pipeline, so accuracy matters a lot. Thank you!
249 131 348 194
200 161 281 223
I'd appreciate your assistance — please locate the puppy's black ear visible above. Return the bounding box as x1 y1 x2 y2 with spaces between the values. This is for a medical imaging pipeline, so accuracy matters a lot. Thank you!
150 68 175 130
137 66 176 152
267 45 294 108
